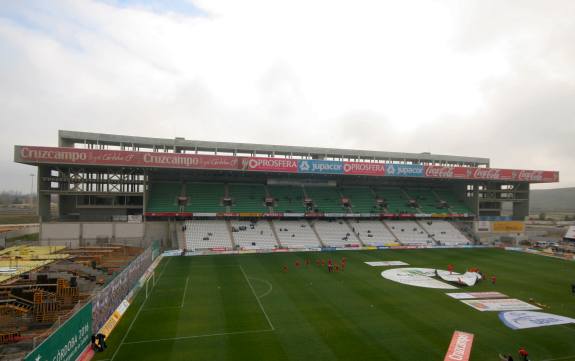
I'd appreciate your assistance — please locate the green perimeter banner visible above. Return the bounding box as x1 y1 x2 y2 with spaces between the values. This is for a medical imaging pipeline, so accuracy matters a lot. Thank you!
25 302 92 361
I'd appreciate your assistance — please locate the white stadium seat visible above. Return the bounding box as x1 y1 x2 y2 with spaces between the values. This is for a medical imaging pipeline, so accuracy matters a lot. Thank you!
313 220 361 247
185 220 233 250
273 220 321 248
418 220 470 245
349 220 397 246
230 220 279 250
384 220 433 245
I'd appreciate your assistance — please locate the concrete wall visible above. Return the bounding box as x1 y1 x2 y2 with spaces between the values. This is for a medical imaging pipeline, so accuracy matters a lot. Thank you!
39 222 148 248
116 223 145 238
41 223 81 240
83 223 114 239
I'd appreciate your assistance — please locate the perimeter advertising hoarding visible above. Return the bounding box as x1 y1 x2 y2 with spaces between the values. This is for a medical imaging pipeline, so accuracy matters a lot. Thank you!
425 165 558 183
15 146 239 170
492 221 525 233
298 159 344 174
385 164 424 177
343 161 386 176
24 302 92 361
15 146 559 183
239 157 298 172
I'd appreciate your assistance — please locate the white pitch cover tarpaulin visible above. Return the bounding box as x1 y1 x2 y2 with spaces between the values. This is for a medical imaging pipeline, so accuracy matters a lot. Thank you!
446 292 507 300
499 311 575 330
436 270 482 287
462 299 541 312
365 261 409 267
381 268 458 289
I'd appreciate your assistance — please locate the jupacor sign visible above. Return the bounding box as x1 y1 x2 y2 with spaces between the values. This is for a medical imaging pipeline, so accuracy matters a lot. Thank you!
499 311 575 330
25 302 92 361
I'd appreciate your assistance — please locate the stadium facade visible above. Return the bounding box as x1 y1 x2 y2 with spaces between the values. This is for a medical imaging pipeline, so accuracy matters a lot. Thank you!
14 130 559 248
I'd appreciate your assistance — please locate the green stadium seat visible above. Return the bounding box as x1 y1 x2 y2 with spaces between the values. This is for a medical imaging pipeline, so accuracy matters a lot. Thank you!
229 184 268 212
184 183 226 212
268 185 306 213
304 186 346 213
339 186 379 213
147 182 182 212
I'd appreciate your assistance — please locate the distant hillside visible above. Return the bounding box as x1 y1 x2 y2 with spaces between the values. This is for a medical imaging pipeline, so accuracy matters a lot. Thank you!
530 187 575 212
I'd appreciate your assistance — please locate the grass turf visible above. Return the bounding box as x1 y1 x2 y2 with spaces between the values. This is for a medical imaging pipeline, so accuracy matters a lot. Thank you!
94 248 575 361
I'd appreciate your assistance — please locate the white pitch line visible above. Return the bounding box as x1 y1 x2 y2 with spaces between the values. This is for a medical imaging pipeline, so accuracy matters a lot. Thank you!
141 306 182 311
249 277 273 299
541 355 575 361
239 265 275 331
123 328 274 345
181 276 189 308
110 257 171 361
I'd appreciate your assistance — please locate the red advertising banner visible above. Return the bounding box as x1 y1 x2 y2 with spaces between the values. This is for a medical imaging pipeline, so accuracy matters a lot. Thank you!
425 166 469 179
425 165 559 183
343 161 386 176
15 146 559 183
239 157 298 172
444 331 474 361
15 146 240 170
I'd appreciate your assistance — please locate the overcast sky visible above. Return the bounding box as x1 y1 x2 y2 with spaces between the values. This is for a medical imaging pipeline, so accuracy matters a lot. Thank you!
1 0 574 192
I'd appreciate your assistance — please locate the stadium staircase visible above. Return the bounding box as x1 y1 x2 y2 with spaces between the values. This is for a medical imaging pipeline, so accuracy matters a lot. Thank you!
226 220 237 249
344 220 365 246
269 220 283 248
309 220 327 248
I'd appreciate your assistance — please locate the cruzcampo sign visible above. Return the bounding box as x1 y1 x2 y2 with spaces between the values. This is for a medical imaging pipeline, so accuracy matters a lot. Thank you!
25 302 92 361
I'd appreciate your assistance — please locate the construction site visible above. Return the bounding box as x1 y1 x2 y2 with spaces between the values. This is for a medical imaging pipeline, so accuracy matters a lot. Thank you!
0 245 143 360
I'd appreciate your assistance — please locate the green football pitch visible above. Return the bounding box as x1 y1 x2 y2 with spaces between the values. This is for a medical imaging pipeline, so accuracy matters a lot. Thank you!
94 248 575 361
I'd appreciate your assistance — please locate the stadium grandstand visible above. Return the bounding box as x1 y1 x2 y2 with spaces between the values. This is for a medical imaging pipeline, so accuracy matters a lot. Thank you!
13 130 559 251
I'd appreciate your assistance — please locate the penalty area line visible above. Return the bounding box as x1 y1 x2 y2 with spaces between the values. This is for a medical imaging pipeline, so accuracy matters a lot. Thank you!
240 265 275 331
109 257 171 361
123 328 274 345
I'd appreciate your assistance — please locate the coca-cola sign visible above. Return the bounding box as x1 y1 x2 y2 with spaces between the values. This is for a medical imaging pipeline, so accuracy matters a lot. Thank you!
424 165 558 183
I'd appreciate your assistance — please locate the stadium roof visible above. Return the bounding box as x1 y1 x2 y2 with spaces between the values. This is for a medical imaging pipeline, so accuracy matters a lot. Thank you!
58 130 490 167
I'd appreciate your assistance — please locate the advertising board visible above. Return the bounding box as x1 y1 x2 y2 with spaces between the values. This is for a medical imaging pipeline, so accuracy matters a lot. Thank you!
25 303 92 361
